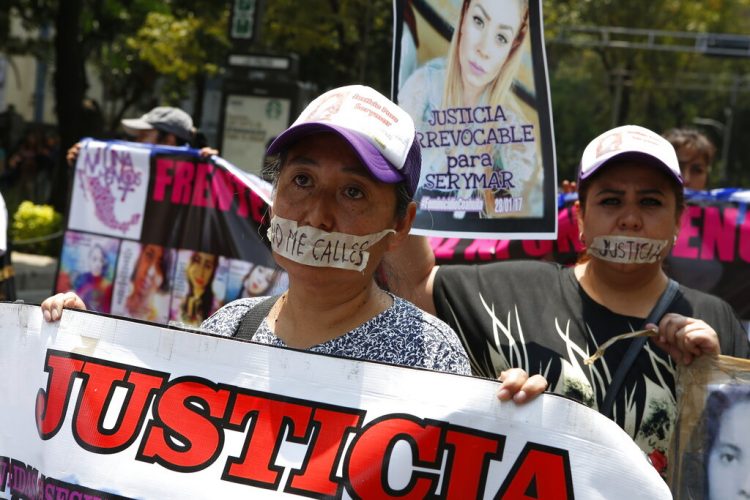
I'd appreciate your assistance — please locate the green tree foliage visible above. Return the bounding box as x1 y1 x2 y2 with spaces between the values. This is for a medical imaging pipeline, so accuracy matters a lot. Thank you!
260 0 393 93
0 0 230 211
11 201 63 256
543 0 750 185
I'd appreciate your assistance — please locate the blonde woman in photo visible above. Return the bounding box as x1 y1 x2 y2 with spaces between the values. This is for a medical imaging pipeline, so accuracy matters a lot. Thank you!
399 0 542 218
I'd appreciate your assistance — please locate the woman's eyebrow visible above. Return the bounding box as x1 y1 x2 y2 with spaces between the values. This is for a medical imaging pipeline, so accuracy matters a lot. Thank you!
286 156 373 181
636 188 666 196
716 442 741 455
594 188 624 196
475 4 516 35
286 154 318 166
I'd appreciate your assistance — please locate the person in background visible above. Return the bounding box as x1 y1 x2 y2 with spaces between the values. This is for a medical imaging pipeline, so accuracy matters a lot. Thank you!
66 106 217 165
662 127 716 191
382 124 749 475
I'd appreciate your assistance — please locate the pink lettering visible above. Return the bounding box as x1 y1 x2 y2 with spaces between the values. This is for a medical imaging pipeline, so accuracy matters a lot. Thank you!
557 207 584 253
212 169 235 212
191 163 213 208
153 159 174 202
434 238 460 260
672 206 701 258
464 239 500 261
701 206 736 262
234 177 250 218
522 239 553 257
740 209 750 263
495 239 510 258
172 161 195 204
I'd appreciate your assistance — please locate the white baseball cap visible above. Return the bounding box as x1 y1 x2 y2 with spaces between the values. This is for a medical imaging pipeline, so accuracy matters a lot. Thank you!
267 85 421 196
578 125 683 186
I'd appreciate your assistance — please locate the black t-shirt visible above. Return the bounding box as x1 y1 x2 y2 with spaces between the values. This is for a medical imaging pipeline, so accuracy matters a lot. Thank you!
434 260 749 464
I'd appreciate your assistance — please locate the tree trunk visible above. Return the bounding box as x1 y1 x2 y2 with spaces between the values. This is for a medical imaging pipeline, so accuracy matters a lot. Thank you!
50 0 86 213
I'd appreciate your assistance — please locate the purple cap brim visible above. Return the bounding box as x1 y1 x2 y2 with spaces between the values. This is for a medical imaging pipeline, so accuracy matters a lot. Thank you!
578 151 683 186
267 122 405 185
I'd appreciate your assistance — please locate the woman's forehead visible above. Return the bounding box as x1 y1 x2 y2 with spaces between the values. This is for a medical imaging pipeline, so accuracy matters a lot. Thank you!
587 162 674 188
284 133 378 181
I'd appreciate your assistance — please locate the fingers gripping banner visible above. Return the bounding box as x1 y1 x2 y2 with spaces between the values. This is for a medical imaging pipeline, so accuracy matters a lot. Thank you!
57 139 287 327
0 303 672 499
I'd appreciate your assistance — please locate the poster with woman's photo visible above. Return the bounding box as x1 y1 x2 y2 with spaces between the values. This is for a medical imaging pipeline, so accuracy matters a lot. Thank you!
169 249 225 327
394 0 556 238
56 231 120 313
110 241 175 324
224 259 282 304
669 355 750 498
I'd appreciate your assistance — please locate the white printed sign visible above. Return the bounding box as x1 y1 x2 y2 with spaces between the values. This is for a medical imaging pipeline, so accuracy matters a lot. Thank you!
0 303 670 499
68 140 151 240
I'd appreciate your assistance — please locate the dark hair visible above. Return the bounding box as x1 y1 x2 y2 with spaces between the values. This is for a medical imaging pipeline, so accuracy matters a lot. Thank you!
181 252 217 321
663 128 717 166
89 243 109 276
130 244 173 293
703 387 750 498
238 265 277 300
155 128 190 147
263 151 413 221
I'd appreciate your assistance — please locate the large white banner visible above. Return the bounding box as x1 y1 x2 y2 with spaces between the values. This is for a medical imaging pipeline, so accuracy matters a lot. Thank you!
0 303 670 499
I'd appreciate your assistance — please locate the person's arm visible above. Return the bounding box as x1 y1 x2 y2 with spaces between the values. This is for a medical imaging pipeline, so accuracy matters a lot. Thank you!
381 234 438 315
383 236 548 403
41 291 86 321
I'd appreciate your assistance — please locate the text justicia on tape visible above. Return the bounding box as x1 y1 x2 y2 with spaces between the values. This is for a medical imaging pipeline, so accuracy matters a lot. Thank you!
587 235 669 264
267 215 395 272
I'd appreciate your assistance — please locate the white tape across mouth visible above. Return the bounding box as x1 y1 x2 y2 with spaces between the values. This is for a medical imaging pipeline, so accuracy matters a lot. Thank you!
587 235 669 264
267 215 395 272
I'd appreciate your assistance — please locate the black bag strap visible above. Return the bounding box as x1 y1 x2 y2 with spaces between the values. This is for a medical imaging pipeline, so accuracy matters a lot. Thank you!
600 279 680 418
234 295 281 341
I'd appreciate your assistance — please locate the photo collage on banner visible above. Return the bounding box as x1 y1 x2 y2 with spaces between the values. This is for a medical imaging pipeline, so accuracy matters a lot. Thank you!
56 231 120 314
57 139 287 327
394 0 556 238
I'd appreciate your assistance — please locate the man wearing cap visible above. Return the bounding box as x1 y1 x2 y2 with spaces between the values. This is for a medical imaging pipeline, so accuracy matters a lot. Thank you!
384 124 748 472
66 106 216 165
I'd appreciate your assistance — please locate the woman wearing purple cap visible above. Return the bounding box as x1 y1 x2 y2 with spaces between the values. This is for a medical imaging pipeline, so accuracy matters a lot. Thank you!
383 124 749 476
43 86 547 397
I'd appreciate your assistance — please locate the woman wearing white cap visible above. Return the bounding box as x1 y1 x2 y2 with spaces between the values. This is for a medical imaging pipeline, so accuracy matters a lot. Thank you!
43 86 548 396
383 124 749 473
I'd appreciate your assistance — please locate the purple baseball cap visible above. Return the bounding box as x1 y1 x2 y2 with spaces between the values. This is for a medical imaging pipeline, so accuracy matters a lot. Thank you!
578 125 683 186
267 85 421 196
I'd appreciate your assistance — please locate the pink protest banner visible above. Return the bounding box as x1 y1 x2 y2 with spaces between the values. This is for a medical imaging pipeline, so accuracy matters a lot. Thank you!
56 139 287 327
